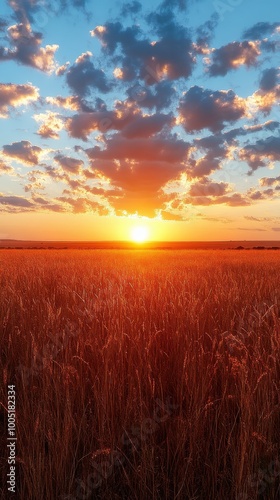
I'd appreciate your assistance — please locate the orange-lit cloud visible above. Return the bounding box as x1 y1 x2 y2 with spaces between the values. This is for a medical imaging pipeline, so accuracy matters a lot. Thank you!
0 83 39 117
34 111 64 139
2 23 58 72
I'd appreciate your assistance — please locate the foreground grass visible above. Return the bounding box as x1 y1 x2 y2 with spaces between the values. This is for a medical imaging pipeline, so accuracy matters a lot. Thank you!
0 249 280 499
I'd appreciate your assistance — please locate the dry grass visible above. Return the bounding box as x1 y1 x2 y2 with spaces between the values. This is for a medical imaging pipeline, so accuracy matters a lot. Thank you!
0 249 280 499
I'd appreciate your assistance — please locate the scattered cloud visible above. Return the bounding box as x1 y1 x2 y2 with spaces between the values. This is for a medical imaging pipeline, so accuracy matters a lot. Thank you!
208 41 260 77
240 136 280 174
178 86 246 132
2 141 43 165
34 111 64 139
0 83 39 117
242 22 280 40
0 22 58 72
54 154 84 174
65 52 112 96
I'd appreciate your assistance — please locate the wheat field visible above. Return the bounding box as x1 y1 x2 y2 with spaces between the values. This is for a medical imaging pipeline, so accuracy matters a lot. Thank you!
0 249 280 499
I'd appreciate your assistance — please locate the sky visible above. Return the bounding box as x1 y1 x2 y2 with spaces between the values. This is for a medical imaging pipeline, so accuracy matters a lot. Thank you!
0 0 279 241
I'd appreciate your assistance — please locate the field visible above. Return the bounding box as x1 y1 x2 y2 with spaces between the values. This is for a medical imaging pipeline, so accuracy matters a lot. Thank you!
0 249 280 499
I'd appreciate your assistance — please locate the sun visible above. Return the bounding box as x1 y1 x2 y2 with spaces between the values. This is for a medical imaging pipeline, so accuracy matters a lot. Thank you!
130 225 149 243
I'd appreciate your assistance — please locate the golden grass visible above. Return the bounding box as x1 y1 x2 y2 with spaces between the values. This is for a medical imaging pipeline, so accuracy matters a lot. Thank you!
0 249 280 499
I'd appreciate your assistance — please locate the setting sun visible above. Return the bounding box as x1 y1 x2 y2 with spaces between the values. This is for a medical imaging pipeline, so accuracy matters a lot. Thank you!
130 225 149 243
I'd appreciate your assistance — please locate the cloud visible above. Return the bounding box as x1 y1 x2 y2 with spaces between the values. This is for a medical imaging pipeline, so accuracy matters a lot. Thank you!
34 111 64 139
0 194 34 208
260 67 279 91
8 0 89 24
54 154 84 174
240 136 280 173
65 52 112 96
0 83 39 117
259 175 280 187
196 14 219 49
0 22 58 72
244 216 272 222
272 227 280 232
237 227 267 232
0 160 13 175
208 41 260 77
247 188 275 200
66 104 173 141
126 81 176 110
173 192 250 209
120 112 173 139
242 22 280 40
189 180 229 197
248 67 280 114
83 133 189 216
57 196 109 214
45 95 92 112
86 134 189 163
2 140 43 165
92 16 194 82
0 18 7 31
178 86 246 132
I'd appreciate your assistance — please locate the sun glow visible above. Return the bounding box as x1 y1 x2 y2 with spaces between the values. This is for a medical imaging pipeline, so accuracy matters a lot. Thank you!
130 225 149 243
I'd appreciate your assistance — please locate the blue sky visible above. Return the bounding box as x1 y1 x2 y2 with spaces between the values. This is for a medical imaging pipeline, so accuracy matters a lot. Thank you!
0 0 279 240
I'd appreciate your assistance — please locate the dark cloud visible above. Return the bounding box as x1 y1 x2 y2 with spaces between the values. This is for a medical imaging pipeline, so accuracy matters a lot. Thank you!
2 141 43 165
0 194 34 208
259 175 280 187
0 18 7 31
126 81 176 110
243 22 280 40
196 13 219 48
92 16 194 82
178 86 246 132
66 105 173 141
261 40 279 53
189 180 229 197
65 52 112 96
240 136 280 173
180 192 250 207
259 67 279 91
54 154 84 174
120 112 173 139
208 41 260 77
0 22 58 72
251 68 280 114
248 188 274 200
86 134 189 163
8 0 89 24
